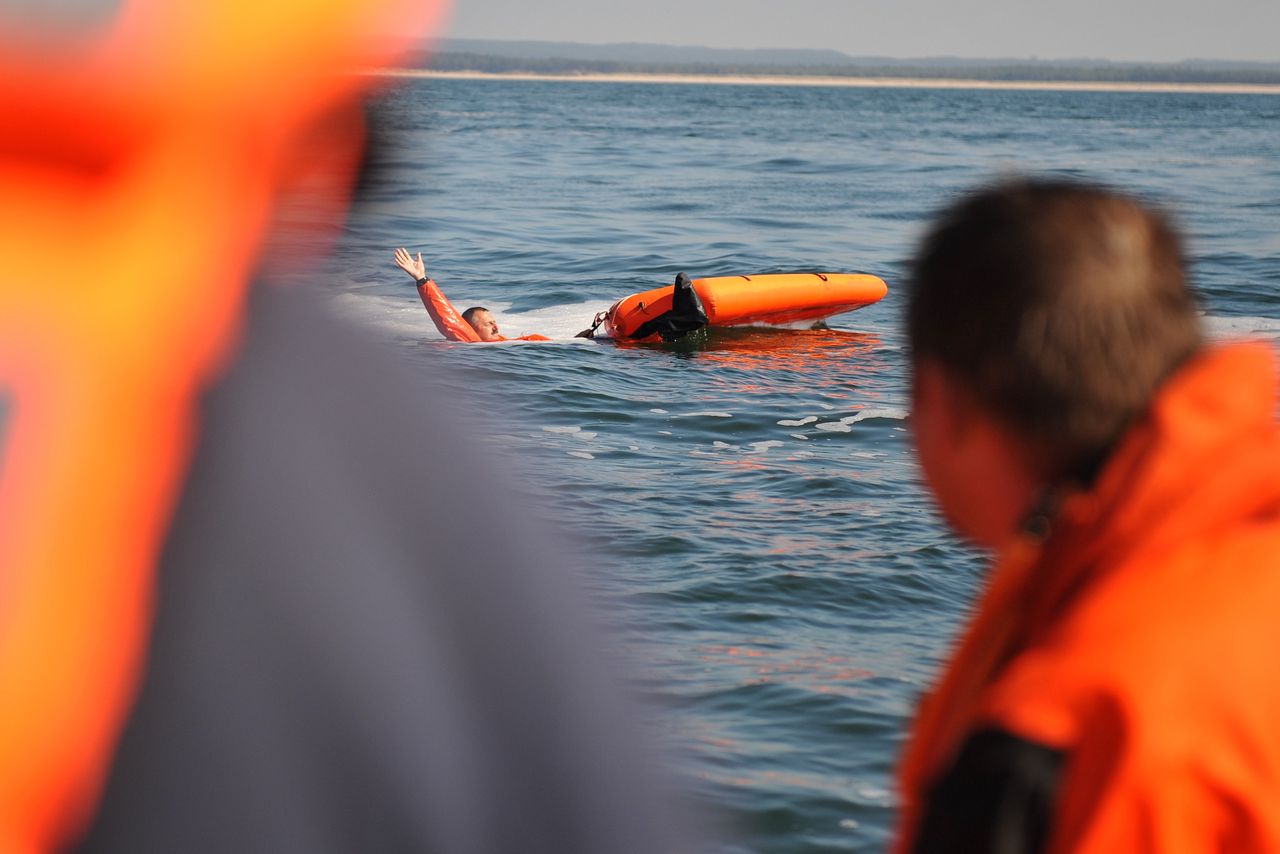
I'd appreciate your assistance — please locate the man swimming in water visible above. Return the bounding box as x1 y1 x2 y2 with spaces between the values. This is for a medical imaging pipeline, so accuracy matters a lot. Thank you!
394 247 550 342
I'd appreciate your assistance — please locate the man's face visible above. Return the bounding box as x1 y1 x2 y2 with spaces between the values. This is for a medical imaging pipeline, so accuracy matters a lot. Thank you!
910 359 1030 550
910 361 968 534
467 310 500 341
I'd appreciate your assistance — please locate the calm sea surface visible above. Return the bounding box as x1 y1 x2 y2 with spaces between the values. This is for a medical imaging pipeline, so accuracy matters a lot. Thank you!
324 79 1279 852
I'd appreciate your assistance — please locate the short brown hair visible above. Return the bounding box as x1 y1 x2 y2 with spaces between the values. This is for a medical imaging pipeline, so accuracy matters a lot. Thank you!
907 178 1203 480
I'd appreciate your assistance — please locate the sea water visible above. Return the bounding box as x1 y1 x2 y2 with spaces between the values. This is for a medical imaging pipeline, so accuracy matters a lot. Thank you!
322 78 1279 852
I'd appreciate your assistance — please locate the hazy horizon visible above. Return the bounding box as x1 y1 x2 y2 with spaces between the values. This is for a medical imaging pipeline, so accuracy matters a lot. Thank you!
440 0 1279 64
429 36 1280 68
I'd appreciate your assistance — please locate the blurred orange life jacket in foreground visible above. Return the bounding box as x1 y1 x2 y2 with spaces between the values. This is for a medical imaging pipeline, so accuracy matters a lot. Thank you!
897 342 1280 852
0 0 443 850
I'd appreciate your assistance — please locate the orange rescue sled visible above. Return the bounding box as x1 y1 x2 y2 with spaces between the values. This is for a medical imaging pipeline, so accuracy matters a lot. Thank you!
602 272 887 342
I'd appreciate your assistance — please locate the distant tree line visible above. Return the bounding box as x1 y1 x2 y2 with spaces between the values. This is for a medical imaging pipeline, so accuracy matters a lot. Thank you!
418 52 1280 85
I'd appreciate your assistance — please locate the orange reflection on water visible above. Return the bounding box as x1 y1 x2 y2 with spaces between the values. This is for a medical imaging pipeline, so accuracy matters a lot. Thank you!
614 326 885 375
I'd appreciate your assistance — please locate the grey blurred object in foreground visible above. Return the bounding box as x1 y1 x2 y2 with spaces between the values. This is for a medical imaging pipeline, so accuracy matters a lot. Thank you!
74 282 686 853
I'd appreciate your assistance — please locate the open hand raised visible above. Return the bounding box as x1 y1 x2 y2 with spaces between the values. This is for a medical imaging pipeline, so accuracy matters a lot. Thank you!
393 247 427 281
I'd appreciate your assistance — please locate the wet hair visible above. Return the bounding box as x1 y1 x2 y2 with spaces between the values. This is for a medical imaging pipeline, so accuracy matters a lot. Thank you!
907 178 1203 481
461 307 490 324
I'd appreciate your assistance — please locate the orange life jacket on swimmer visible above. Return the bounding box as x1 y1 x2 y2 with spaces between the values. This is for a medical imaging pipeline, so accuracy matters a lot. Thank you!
416 277 550 342
896 342 1280 853
0 0 444 850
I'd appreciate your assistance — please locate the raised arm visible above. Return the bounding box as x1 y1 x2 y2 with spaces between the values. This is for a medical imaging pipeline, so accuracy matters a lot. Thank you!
393 248 481 343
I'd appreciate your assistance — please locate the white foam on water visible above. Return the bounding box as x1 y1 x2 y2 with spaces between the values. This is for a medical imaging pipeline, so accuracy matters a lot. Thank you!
494 300 612 341
712 441 734 449
779 410 907 434
747 440 786 453
567 450 595 460
675 411 734 419
790 433 809 441
327 292 434 339
658 430 673 436
542 425 581 434
840 407 910 425
650 408 669 414
855 785 892 804
1205 314 1280 343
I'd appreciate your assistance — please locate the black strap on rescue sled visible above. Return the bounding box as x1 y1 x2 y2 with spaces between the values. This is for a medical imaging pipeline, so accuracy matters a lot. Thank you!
575 310 609 339
629 272 709 342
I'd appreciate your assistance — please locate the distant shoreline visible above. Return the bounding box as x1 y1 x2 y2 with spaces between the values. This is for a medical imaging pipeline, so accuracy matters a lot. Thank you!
366 68 1280 96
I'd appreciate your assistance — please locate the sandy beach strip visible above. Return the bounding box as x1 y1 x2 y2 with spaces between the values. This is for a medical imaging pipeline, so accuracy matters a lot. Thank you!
362 68 1280 96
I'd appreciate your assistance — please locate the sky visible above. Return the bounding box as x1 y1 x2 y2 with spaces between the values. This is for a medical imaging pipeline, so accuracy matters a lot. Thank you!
441 0 1280 64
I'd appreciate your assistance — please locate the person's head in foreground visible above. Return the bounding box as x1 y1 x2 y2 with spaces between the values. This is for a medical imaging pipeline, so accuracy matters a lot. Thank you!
462 306 501 341
907 178 1201 548
897 177 1280 852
